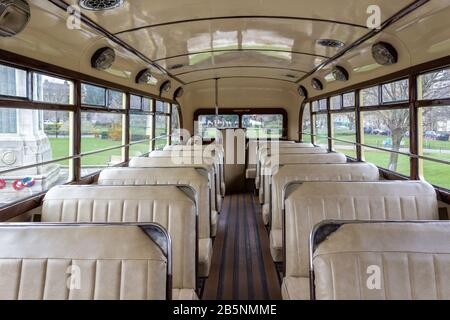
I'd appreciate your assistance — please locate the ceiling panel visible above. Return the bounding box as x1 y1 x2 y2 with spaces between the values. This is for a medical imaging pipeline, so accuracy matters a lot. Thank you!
177 67 304 84
66 0 414 34
159 50 325 75
115 19 368 62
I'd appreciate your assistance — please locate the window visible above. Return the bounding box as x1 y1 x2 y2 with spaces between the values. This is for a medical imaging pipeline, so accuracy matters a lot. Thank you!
361 86 379 106
242 114 283 139
0 108 72 208
0 64 27 98
80 112 124 176
107 90 125 109
81 83 106 106
332 112 356 158
343 92 355 108
155 114 169 150
171 104 181 145
156 100 169 113
198 114 239 138
419 106 450 189
381 79 409 103
418 68 450 100
314 113 328 148
130 95 142 110
32 73 74 105
312 101 319 112
362 109 410 176
0 108 17 133
302 103 311 141
330 96 342 110
130 113 153 157
142 97 152 112
319 99 327 111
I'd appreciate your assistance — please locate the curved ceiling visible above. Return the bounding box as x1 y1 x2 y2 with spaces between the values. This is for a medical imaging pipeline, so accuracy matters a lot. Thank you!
59 0 423 87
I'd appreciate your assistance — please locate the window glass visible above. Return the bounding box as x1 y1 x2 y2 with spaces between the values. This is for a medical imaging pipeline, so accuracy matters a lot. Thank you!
130 95 141 110
142 97 152 112
362 109 410 175
319 99 327 111
302 103 311 137
361 86 379 106
198 114 239 138
0 64 27 97
81 83 106 106
107 90 125 109
314 113 328 148
420 105 450 189
0 108 71 208
332 112 356 158
381 79 409 103
155 100 165 113
343 92 355 108
311 101 319 112
80 112 123 176
0 108 17 133
171 104 181 145
155 114 169 150
32 73 73 104
418 68 450 100
330 96 342 110
242 114 283 139
130 114 153 157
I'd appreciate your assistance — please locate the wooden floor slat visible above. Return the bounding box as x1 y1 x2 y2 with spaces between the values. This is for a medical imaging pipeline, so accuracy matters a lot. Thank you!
203 193 282 300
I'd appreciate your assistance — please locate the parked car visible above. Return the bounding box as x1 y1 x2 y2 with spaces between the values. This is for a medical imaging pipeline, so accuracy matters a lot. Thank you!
424 131 438 139
436 132 450 141
364 127 373 134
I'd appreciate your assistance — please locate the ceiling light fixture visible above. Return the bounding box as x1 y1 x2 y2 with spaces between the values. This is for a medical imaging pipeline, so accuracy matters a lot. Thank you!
372 42 398 66
79 0 124 11
173 87 184 100
0 0 30 37
159 80 172 96
91 47 115 70
332 66 349 81
311 78 324 91
298 85 308 98
135 69 153 84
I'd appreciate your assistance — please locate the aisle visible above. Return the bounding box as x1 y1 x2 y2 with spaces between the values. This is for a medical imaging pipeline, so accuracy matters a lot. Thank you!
202 193 281 300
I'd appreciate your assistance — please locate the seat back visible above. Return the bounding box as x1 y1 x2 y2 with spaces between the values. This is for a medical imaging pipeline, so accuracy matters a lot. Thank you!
129 156 218 210
98 167 211 239
271 163 380 230
42 185 196 290
259 153 347 204
311 221 450 300
0 223 170 300
285 181 439 278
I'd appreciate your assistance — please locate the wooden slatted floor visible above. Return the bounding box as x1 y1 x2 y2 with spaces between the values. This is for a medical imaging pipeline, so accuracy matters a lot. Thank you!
203 193 282 300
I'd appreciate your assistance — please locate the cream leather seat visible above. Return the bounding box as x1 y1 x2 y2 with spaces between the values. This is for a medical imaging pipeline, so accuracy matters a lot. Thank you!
282 181 439 300
41 185 198 300
0 223 171 300
255 143 318 190
98 167 215 277
129 156 221 212
309 221 450 300
259 152 347 205
268 163 380 261
163 144 226 196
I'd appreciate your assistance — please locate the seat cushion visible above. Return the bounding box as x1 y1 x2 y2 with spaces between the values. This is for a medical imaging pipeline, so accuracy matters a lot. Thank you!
198 238 213 278
262 203 270 226
281 277 310 300
211 210 218 237
246 168 256 179
270 229 283 262
172 289 199 300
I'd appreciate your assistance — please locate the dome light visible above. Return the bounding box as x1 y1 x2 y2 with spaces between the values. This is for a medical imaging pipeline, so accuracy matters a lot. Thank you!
91 47 115 70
